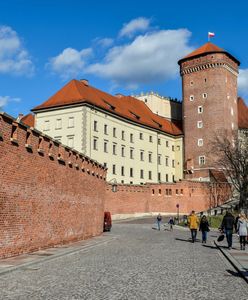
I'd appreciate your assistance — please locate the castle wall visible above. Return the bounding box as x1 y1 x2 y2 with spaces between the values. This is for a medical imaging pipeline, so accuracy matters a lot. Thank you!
105 180 229 219
0 112 107 258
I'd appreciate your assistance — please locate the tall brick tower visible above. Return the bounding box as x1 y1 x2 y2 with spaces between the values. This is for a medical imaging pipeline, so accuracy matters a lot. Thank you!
178 42 240 181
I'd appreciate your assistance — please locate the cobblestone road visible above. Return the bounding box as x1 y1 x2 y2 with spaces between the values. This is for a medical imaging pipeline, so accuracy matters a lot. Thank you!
0 219 247 300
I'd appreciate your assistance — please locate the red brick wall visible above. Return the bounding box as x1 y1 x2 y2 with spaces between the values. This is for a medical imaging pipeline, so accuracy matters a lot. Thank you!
0 112 107 258
105 181 229 218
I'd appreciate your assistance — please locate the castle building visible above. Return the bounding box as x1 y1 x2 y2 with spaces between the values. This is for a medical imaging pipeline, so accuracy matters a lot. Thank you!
31 80 183 184
28 42 248 185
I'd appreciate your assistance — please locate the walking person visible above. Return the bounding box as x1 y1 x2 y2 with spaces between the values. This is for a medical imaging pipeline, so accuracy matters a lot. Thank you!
237 213 248 250
220 210 235 250
199 215 210 243
157 213 162 231
188 211 199 243
168 217 174 231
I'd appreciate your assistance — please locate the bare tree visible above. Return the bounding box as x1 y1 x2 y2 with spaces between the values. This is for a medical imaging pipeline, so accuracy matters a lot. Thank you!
211 132 248 210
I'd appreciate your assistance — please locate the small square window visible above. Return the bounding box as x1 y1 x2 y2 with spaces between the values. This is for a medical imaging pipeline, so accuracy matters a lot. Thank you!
197 121 203 128
199 156 205 165
190 95 194 101
198 106 203 114
203 93 207 99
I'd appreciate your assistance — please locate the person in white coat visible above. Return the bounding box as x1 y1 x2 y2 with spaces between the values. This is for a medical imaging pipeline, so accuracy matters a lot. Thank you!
237 213 248 250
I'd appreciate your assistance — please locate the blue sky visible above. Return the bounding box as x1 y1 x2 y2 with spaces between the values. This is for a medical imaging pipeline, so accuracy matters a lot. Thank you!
1 0 248 117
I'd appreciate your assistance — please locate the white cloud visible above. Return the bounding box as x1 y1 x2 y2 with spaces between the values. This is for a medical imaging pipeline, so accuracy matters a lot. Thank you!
119 17 151 38
87 29 193 88
0 96 21 109
47 47 92 80
95 38 114 48
0 26 34 76
238 69 248 96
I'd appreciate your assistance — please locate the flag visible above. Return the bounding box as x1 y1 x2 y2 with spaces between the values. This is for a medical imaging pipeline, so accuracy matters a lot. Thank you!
208 32 215 37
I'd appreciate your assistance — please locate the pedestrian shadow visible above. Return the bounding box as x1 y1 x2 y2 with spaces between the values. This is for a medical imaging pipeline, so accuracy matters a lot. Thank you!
201 244 217 250
175 238 200 243
226 269 243 278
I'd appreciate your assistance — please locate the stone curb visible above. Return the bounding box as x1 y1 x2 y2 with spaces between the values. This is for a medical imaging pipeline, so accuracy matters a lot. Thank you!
0 235 116 277
214 241 248 284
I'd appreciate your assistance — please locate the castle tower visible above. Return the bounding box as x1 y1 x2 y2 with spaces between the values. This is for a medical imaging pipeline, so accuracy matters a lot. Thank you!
178 42 240 181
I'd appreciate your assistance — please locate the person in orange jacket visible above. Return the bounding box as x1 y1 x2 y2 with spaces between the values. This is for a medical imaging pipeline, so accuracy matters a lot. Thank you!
188 211 199 243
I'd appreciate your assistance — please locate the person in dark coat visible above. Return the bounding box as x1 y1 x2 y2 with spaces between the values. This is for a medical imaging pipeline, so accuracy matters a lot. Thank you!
221 211 235 250
199 215 210 243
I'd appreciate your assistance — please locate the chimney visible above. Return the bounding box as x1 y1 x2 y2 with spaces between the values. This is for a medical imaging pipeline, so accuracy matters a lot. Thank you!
80 79 89 86
115 93 124 98
16 113 24 122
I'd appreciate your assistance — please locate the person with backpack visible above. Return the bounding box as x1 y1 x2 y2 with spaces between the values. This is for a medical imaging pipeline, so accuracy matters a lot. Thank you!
199 215 210 243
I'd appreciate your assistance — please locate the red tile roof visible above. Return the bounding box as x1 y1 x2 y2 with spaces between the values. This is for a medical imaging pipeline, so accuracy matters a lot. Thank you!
32 80 183 136
238 97 248 129
21 113 35 127
178 42 240 65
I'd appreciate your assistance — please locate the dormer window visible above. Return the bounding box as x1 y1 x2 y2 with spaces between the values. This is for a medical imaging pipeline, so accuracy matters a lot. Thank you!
129 111 140 120
103 100 115 110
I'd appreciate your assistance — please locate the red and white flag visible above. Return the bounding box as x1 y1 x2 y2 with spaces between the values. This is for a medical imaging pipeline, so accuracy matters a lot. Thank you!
208 32 215 38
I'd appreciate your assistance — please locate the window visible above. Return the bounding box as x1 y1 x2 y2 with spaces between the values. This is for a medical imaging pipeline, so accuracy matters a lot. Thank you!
158 173 161 182
113 143 117 155
140 132 143 140
56 118 62 129
103 162 107 168
197 121 203 128
166 174 168 182
198 106 203 114
198 139 203 146
149 135 153 142
172 145 174 151
130 133 134 143
121 166 125 176
130 148 134 159
130 168 133 177
121 130 125 140
166 141 169 147
202 93 207 99
104 124 108 135
176 189 179 195
165 157 169 166
93 137 98 150
231 107 234 116
54 136 62 142
158 138 161 145
94 121 98 132
172 175 175 182
112 164 116 175
172 159 175 168
190 95 194 101
148 152 152 163
181 189 184 195
104 141 108 153
140 150 144 161
199 156 205 165
113 127 116 137
158 188 161 195
121 146 125 157
68 117 74 128
140 169 144 179
232 122 234 129
148 171 152 180
44 120 50 131
190 81 193 86
158 155 161 165
67 135 74 148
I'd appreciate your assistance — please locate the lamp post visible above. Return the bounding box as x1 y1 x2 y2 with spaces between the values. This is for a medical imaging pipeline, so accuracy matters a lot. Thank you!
176 204 179 224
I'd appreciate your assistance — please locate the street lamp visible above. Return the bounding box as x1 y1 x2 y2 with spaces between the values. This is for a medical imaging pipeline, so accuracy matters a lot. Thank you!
176 204 180 224
109 178 118 192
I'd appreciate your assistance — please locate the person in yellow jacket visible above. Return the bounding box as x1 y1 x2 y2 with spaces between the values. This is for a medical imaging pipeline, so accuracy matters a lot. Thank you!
188 211 199 243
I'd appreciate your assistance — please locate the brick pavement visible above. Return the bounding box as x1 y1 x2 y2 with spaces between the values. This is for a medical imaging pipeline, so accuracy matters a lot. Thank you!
0 219 247 300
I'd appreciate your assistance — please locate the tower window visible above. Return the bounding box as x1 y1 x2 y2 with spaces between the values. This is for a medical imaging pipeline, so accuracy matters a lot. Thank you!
190 95 194 101
231 107 234 116
190 81 194 86
198 139 203 146
202 93 207 99
198 106 203 114
197 121 203 128
204 78 207 82
199 156 205 165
